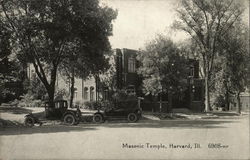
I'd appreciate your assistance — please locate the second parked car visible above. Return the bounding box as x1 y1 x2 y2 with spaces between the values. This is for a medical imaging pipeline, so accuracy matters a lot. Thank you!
93 101 142 123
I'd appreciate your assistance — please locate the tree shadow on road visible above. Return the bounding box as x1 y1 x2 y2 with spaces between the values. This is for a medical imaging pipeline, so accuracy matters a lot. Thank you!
0 125 97 136
81 118 241 129
211 112 241 116
0 116 245 136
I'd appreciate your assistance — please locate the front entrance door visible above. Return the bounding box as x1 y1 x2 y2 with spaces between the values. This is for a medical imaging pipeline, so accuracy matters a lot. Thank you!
172 89 190 108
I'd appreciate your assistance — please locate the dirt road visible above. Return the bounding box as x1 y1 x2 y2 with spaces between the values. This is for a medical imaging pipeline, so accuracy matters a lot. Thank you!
0 114 249 160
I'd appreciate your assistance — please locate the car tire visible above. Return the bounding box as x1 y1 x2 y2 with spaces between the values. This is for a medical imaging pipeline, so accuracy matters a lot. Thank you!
24 116 35 127
93 114 103 123
128 113 138 123
63 114 76 125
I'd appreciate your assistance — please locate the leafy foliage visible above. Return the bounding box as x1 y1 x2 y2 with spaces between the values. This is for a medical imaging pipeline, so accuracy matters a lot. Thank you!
0 0 117 106
137 35 189 96
173 0 245 111
213 22 249 113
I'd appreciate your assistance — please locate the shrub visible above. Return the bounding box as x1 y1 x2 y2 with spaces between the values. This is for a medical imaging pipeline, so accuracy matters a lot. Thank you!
83 100 114 110
112 89 137 102
18 93 43 107
83 101 102 110
213 95 226 110
54 89 69 100
24 77 47 100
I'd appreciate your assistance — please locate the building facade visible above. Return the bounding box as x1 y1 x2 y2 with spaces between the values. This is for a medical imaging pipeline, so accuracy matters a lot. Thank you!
27 48 205 111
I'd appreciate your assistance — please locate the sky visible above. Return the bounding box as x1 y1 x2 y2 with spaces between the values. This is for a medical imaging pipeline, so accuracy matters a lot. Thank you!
101 0 249 50
101 0 188 50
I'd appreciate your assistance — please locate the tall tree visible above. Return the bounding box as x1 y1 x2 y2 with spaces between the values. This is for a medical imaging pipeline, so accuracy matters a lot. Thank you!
137 35 189 112
0 0 117 109
173 0 245 112
217 22 249 114
59 39 111 107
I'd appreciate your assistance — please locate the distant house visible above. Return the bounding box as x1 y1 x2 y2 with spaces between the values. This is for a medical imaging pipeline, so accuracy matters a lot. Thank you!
229 89 250 111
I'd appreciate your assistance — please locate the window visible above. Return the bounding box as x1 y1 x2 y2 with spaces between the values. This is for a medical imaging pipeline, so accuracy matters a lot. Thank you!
189 66 194 77
128 57 136 73
90 86 94 101
74 88 77 99
193 86 202 101
103 88 109 100
84 87 88 100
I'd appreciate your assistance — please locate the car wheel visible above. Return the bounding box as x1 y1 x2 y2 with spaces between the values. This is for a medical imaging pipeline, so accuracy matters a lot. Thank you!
93 114 103 123
63 114 76 125
24 117 35 127
128 113 138 123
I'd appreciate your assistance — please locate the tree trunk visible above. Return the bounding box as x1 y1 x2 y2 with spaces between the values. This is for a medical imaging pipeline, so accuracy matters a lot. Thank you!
69 67 75 108
46 86 55 118
168 90 172 113
225 89 230 111
236 92 241 115
204 76 210 112
204 62 210 112
159 93 162 113
48 88 55 108
46 65 58 117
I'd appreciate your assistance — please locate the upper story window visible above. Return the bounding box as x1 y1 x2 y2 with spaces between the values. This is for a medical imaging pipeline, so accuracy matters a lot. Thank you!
103 88 109 100
189 65 194 77
90 86 95 101
74 88 77 99
84 87 88 100
128 57 136 73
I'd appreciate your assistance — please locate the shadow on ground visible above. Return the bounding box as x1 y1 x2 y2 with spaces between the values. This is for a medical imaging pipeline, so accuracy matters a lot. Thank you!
0 106 33 114
0 124 97 136
211 112 242 116
0 118 241 136
82 118 239 129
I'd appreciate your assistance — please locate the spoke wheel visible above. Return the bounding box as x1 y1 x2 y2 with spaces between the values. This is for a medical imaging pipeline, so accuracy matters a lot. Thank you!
24 117 35 127
93 114 103 123
128 113 138 123
63 114 76 125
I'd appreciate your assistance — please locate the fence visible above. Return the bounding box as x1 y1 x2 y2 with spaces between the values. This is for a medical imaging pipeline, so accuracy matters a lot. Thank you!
141 101 169 112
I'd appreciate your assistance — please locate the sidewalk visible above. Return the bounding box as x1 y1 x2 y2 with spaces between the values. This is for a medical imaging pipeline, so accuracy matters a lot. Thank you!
142 109 249 121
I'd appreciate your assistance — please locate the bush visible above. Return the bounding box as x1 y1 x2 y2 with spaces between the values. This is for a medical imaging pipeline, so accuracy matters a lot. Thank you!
54 89 69 100
24 77 47 100
83 100 114 110
83 101 102 110
18 93 43 107
112 89 137 102
213 95 226 110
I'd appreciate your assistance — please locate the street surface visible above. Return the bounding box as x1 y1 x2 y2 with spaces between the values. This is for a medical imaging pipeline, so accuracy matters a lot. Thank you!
0 113 249 160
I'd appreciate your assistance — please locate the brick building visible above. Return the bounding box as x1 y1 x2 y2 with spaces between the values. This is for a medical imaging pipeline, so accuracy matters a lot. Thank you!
97 48 205 112
27 48 205 111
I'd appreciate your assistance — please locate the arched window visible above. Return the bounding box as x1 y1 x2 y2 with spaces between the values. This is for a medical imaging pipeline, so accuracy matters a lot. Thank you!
128 57 136 73
189 65 194 77
84 87 88 100
74 88 77 99
90 86 95 101
103 87 109 100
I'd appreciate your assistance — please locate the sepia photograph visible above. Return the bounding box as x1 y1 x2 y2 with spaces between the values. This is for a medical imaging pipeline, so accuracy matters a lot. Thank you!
0 0 249 159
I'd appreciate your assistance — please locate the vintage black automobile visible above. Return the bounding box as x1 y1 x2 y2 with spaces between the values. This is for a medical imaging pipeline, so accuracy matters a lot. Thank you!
93 100 142 123
24 100 82 126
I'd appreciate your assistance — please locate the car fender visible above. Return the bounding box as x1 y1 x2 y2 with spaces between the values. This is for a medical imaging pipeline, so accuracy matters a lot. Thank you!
25 113 34 117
